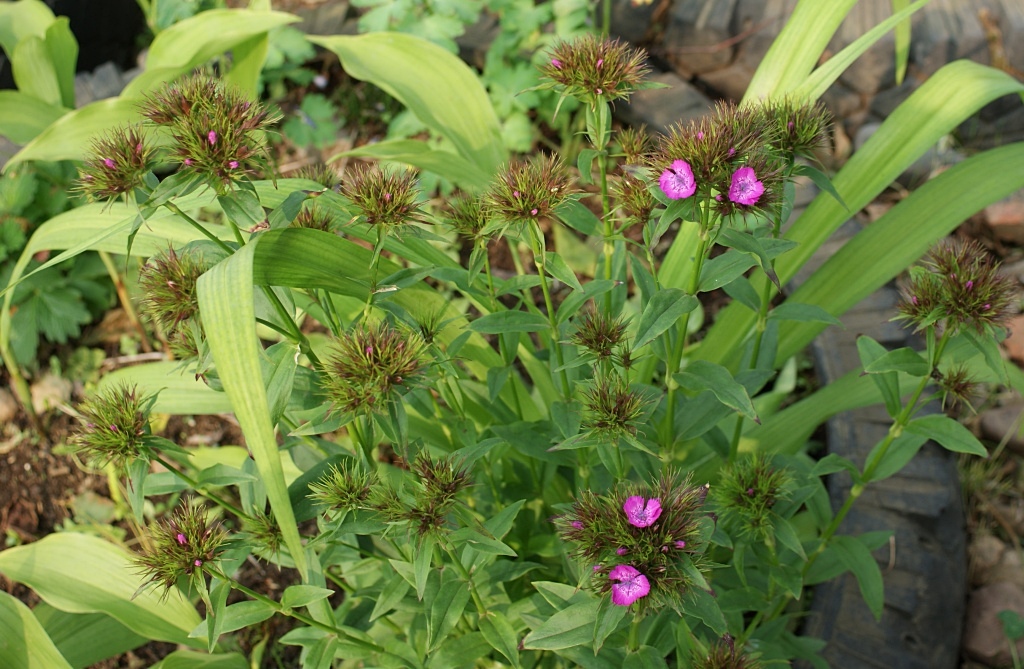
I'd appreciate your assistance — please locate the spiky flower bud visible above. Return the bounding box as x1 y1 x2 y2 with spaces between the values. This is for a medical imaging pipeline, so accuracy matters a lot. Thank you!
934 364 979 411
296 162 340 190
581 373 652 439
539 35 652 107
711 454 791 543
485 154 574 227
135 500 226 594
138 246 210 334
693 635 763 669
555 473 710 611
613 171 656 228
571 306 628 360
69 384 152 468
291 204 337 233
371 454 471 537
240 507 283 559
754 98 833 163
896 239 1016 334
140 74 280 191
77 124 156 201
617 125 653 165
445 193 488 241
341 163 426 230
308 461 377 511
322 323 427 417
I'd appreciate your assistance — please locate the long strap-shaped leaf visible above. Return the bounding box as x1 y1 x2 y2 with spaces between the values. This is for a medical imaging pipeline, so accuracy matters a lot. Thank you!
0 591 74 669
196 240 307 576
699 60 1024 367
774 142 1024 363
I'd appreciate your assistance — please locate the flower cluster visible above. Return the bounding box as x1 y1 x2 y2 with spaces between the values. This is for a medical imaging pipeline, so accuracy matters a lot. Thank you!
711 454 791 543
135 500 226 594
653 102 784 218
341 163 426 230
138 245 210 360
371 454 471 537
321 322 427 417
896 238 1016 335
580 373 652 440
69 384 152 469
693 635 763 669
556 474 710 610
309 460 377 511
571 307 628 360
754 98 833 164
77 124 157 201
539 34 652 107
485 154 574 229
140 74 280 192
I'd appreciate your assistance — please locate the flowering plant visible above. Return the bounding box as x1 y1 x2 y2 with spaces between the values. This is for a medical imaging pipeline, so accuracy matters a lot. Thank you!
0 1 1023 668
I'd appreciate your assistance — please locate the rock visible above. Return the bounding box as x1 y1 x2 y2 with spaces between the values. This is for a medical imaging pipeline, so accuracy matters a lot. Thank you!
832 1 897 95
0 387 19 424
30 373 72 415
985 189 1024 245
964 582 1024 666
988 548 1024 590
697 60 757 101
456 12 499 70
615 71 713 135
662 0 739 76
611 0 658 45
1003 315 1024 366
979 398 1024 456
970 533 1008 585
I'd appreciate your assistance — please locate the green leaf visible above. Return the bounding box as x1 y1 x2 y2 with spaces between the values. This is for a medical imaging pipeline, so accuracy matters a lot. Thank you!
716 227 783 290
0 0 56 57
449 527 517 556
769 301 842 326
544 252 583 292
683 587 726 636
196 241 307 576
188 601 275 639
311 32 505 184
469 310 550 334
832 535 885 621
280 585 334 610
593 598 628 654
427 578 472 652
0 592 74 669
0 89 65 144
12 35 61 106
577 148 599 185
479 611 520 668
0 533 201 646
414 535 435 601
623 646 669 669
904 414 988 456
223 32 269 100
370 572 411 622
960 328 1009 385
632 288 698 350
34 604 147 669
522 599 601 650
425 632 490 669
151 650 249 669
863 346 929 376
44 17 77 108
791 163 847 211
675 360 759 422
100 361 234 415
772 513 807 559
337 139 490 192
856 335 901 418
864 432 927 482
698 250 756 293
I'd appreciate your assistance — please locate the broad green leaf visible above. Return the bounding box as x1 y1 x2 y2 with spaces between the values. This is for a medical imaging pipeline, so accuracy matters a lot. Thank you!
370 573 411 622
769 301 842 326
716 227 785 290
337 139 490 192
790 163 848 211
250 227 372 299
792 0 929 102
196 241 307 575
544 252 584 292
675 360 758 422
469 311 550 334
683 587 727 635
188 601 275 639
623 646 668 669
0 89 65 144
856 336 901 418
832 535 884 621
4 97 142 168
448 527 516 556
425 632 490 669
633 288 699 350
427 579 472 652
522 599 601 650
311 32 505 182
34 604 147 669
143 9 298 72
0 0 55 57
12 35 61 107
479 612 520 668
593 599 628 654
0 592 73 669
100 361 235 414
44 17 77 108
904 414 988 456
743 0 858 101
864 432 927 482
862 346 929 377
893 0 911 85
151 650 248 669
223 33 269 99
280 585 334 609
0 533 201 646
698 250 756 293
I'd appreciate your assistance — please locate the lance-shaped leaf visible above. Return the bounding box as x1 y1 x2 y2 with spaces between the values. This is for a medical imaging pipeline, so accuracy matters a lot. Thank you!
675 360 759 423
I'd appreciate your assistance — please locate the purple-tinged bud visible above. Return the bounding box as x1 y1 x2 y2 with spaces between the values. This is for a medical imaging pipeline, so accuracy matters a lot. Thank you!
207 130 217 146
596 58 604 69
104 158 116 168
727 147 736 157
746 488 755 496
696 131 704 140
911 295 918 305
551 58 563 69
675 540 686 549
384 192 392 201
572 520 583 529
593 564 602 572
616 547 627 556
531 208 539 216
966 280 974 290
596 88 603 95
228 160 239 169
177 533 187 545
194 559 202 567
109 424 119 432
184 158 193 166
513 190 520 198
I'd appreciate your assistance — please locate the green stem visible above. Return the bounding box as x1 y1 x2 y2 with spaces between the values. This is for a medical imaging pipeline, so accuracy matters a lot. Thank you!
627 612 642 652
163 202 234 255
530 229 570 397
727 270 776 462
153 454 247 519
443 544 487 614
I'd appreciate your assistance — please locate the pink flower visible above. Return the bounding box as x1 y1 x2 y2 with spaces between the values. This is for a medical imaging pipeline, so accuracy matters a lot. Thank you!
596 58 604 69
228 160 239 169
728 166 764 206
184 158 193 166
675 540 686 549
551 58 563 69
571 520 583 529
609 564 650 606
658 159 696 200
103 158 115 168
207 130 217 146
176 533 187 545
623 496 662 528
616 547 627 556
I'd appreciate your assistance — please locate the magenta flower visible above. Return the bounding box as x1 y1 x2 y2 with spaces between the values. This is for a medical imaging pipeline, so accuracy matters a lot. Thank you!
551 58 563 69
207 130 217 146
658 160 696 200
728 166 764 206
103 158 115 168
609 564 650 606
228 160 239 169
623 496 662 528
616 547 627 556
